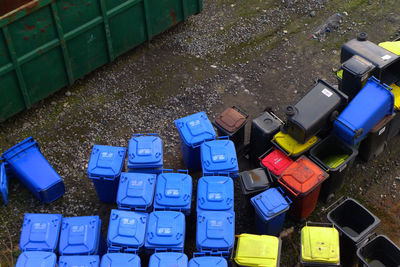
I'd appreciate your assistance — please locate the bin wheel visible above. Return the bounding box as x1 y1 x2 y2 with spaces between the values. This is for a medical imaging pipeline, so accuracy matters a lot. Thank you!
325 193 335 203
330 110 339 122
355 128 364 139
357 32 368 41
285 105 296 117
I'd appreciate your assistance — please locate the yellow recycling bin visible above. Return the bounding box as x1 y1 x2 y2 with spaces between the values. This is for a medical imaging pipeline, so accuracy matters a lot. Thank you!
272 131 319 158
379 41 400 56
390 83 400 110
300 224 340 266
233 234 281 267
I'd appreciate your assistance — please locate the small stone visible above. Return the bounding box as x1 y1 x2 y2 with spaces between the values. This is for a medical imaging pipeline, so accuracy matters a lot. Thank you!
294 90 298 94
51 101 57 105
220 26 224 30
283 30 288 34
244 89 250 94
310 11 316 17
395 177 400 181
65 91 72 97
22 122 31 128
63 102 69 107
343 11 348 16
332 67 338 73
210 65 217 69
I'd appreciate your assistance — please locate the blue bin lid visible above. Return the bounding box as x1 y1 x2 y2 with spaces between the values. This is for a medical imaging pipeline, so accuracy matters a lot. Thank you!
197 176 233 211
189 256 227 267
107 209 147 249
250 188 291 221
87 145 126 178
19 213 62 252
154 171 192 208
59 255 100 267
16 251 57 267
145 211 185 248
1 137 38 162
59 216 101 255
149 252 188 267
100 253 140 267
196 211 235 251
0 162 8 205
200 140 238 174
116 172 156 209
174 112 216 147
128 134 163 168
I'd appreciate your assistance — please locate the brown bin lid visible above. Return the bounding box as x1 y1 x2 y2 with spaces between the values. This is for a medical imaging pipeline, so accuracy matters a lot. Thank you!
215 107 248 133
371 114 395 133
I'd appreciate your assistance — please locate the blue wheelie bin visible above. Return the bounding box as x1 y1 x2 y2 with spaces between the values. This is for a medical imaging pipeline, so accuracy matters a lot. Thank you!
100 253 141 267
16 251 57 267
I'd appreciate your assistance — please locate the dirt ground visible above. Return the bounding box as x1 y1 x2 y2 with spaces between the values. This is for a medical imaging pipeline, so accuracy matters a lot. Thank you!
1 0 400 266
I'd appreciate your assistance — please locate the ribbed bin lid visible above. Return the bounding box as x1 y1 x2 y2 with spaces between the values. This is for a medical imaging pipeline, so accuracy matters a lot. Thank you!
59 255 100 267
196 211 235 251
116 172 156 209
197 176 233 211
174 112 216 147
260 148 293 176
100 253 140 267
107 209 147 249
154 172 192 208
234 234 280 267
239 168 271 193
379 41 400 55
189 256 227 267
145 211 185 248
59 216 101 255
250 188 290 220
149 253 188 267
301 225 340 264
16 251 57 267
19 213 62 252
128 134 163 168
87 145 126 178
215 107 247 133
273 132 319 156
200 140 238 174
278 156 328 195
0 162 8 205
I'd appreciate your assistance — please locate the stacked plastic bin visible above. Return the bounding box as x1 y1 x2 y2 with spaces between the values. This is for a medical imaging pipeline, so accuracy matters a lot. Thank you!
127 133 163 173
196 176 235 258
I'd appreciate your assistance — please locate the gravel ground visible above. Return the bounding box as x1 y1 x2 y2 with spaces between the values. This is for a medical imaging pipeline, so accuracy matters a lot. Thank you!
1 0 400 266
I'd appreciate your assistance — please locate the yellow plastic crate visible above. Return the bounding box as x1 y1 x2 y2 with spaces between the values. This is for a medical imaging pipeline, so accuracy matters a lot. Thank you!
301 225 340 265
379 41 400 56
273 131 319 157
390 83 400 111
234 234 280 267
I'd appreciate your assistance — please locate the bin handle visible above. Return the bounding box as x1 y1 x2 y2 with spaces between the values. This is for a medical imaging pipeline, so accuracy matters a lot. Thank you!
132 133 145 137
232 106 249 118
321 195 346 213
177 169 189 174
218 136 230 140
305 221 335 228
258 147 275 163
147 133 159 137
161 168 174 173
277 179 299 197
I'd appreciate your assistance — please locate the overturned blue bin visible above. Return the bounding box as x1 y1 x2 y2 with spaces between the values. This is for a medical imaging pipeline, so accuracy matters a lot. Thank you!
200 138 239 178
100 253 141 267
197 176 234 213
250 187 291 236
196 211 235 257
0 162 8 205
154 170 193 215
1 137 65 203
189 256 227 267
149 252 188 267
87 145 126 203
20 213 62 252
107 209 147 253
59 255 100 267
175 112 216 171
145 211 186 253
16 251 57 267
333 77 394 145
128 134 163 173
59 216 103 256
116 172 157 212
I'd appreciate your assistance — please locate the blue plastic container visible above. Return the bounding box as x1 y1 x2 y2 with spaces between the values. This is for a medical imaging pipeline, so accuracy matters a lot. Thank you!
127 134 163 173
100 253 141 267
1 137 65 203
16 251 57 267
333 77 395 145
200 138 239 178
197 176 234 213
145 211 186 253
0 162 8 205
196 211 235 257
116 172 157 212
250 187 291 236
107 209 147 253
87 145 126 203
19 213 62 252
59 216 101 255
189 256 228 267
59 255 100 267
154 170 193 215
149 252 188 267
174 112 217 171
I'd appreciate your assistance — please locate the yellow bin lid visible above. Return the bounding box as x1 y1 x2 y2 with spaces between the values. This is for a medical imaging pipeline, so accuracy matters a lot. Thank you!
234 234 280 267
390 83 400 110
301 225 340 264
379 41 400 56
273 131 319 157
